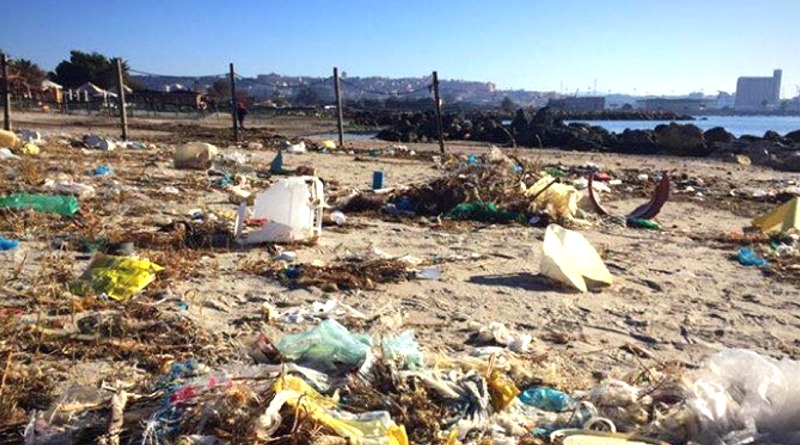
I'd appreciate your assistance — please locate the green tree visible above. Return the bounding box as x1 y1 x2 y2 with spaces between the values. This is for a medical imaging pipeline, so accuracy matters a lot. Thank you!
9 58 46 88
52 50 136 89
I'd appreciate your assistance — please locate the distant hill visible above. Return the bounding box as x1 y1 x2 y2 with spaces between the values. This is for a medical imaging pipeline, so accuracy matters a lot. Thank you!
130 73 562 106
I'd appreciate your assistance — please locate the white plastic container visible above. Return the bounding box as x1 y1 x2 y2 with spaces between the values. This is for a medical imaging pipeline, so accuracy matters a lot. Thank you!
239 176 324 244
173 142 218 169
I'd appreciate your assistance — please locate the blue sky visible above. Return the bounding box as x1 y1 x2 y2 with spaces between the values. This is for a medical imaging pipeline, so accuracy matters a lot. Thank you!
2 0 799 97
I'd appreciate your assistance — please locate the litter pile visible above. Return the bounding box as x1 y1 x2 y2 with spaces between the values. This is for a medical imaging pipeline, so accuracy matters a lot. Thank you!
336 148 669 227
21 314 800 445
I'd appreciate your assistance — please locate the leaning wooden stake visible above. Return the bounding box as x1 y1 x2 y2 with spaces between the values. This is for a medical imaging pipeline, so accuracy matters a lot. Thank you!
115 58 128 141
432 71 445 154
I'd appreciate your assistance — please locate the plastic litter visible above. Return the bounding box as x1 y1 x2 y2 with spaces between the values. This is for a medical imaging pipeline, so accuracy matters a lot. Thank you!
627 218 662 230
519 387 577 412
238 176 324 244
0 129 22 148
284 141 306 153
445 201 523 223
174 142 218 169
540 224 613 292
17 129 43 144
382 330 423 369
21 143 40 155
0 236 19 251
69 253 164 301
752 197 799 233
0 193 79 216
524 175 581 220
267 375 408 445
686 348 800 445
330 210 347 226
274 319 371 373
373 170 384 190
83 134 116 151
92 165 114 176
736 248 768 267
417 267 442 280
0 148 20 160
476 322 532 353
321 139 337 149
487 371 520 411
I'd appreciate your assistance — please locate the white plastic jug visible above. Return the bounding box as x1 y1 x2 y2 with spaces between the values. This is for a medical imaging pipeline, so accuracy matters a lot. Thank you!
241 176 324 243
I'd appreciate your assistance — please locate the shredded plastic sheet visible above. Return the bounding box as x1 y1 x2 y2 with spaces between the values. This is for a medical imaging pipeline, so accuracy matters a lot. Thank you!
69 253 164 301
540 224 613 292
266 375 409 445
524 175 581 220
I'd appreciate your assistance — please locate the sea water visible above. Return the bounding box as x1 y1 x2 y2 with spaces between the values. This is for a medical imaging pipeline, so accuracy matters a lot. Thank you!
565 115 800 137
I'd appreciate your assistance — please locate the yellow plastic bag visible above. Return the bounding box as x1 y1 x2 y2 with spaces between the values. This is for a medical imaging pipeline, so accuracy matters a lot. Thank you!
487 370 520 411
272 375 408 445
321 140 337 149
21 143 40 155
540 224 612 292
70 254 164 301
0 129 21 149
524 175 581 220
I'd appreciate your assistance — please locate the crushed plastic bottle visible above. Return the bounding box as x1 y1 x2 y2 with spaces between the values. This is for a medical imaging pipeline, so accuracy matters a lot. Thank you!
0 193 79 216
518 387 577 412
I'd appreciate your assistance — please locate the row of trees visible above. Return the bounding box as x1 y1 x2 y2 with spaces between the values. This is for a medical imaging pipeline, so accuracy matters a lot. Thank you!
1 49 138 91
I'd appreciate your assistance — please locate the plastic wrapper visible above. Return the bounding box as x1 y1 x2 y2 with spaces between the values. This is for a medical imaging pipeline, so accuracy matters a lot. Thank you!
69 253 164 301
275 319 371 373
524 175 581 220
381 330 423 369
265 375 408 445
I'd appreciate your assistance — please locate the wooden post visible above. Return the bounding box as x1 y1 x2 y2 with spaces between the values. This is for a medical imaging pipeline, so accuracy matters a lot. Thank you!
333 67 344 148
115 58 128 141
229 63 239 142
1 53 11 131
432 71 445 153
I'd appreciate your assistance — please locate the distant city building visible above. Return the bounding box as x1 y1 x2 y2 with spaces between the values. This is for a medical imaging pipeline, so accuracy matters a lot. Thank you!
637 98 710 114
715 92 736 110
734 69 782 111
546 96 605 112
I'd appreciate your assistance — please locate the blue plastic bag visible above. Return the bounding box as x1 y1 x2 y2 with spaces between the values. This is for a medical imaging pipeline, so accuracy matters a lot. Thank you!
737 248 768 267
518 386 577 412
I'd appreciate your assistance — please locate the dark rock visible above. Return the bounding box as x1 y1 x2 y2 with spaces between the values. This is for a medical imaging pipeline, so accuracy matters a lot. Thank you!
785 129 800 143
704 126 733 145
531 107 559 126
763 130 783 142
654 123 709 156
617 129 657 154
739 134 761 143
776 151 800 172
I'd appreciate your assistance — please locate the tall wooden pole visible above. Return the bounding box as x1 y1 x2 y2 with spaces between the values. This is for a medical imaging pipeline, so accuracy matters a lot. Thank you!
229 63 239 142
1 53 11 131
115 58 128 140
333 67 344 148
432 71 445 154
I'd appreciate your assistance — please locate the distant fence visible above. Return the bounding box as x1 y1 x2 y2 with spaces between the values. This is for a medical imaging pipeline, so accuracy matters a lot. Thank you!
0 56 449 151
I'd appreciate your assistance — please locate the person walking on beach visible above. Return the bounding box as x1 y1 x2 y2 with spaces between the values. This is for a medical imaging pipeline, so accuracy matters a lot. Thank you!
236 101 248 130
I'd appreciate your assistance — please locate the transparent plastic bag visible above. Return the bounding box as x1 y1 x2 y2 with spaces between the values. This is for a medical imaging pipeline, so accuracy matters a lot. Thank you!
275 319 371 373
381 330 423 369
689 348 800 445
